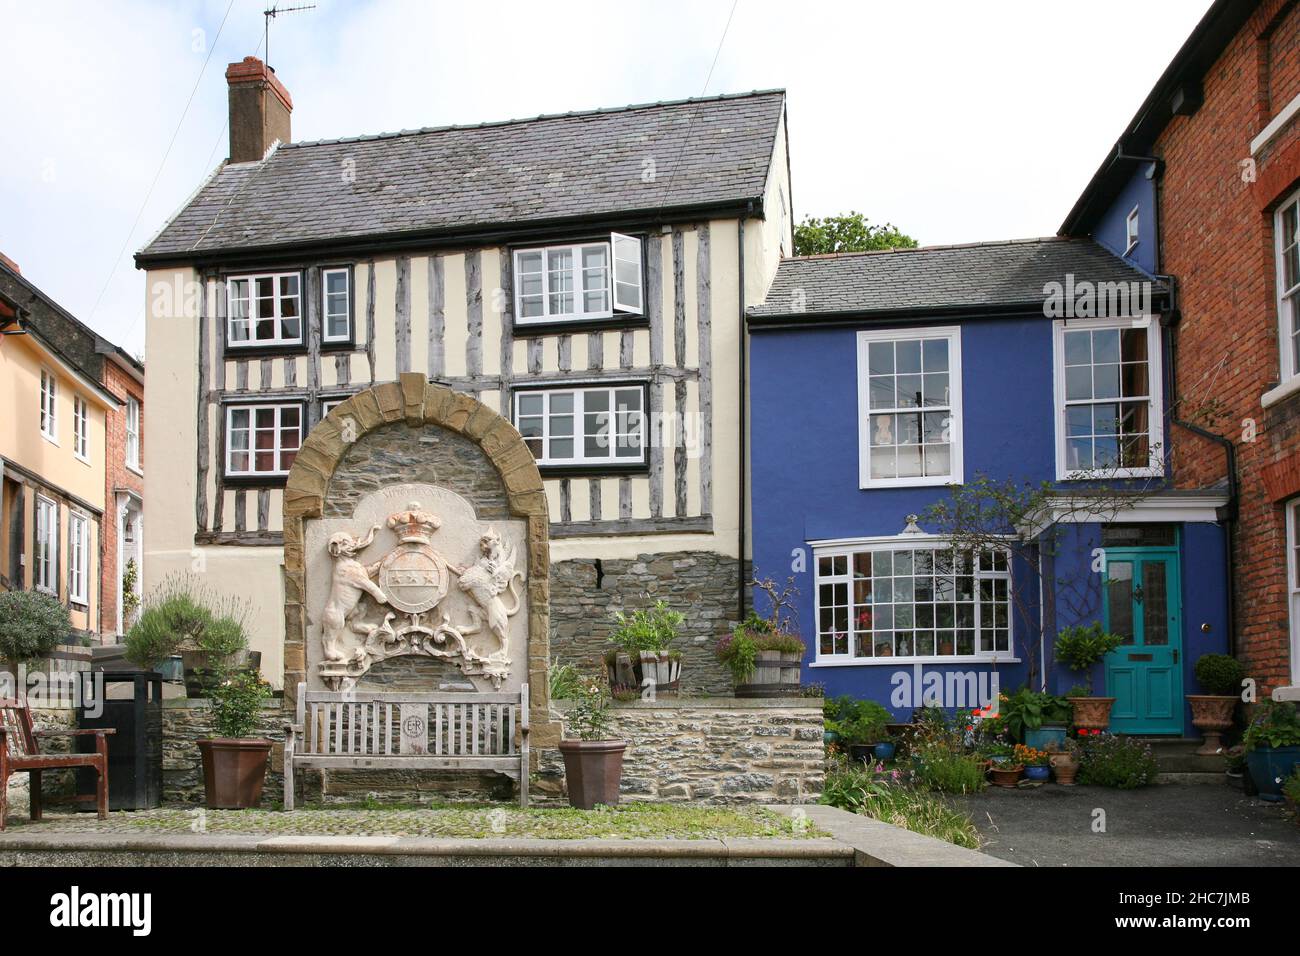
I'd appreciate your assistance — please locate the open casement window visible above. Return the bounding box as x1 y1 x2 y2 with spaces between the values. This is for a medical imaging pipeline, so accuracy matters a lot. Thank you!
513 234 643 325
1054 318 1163 479
34 496 58 596
814 542 1012 664
224 403 302 478
227 272 303 347
514 385 645 467
1275 190 1300 383
68 512 89 605
857 327 963 487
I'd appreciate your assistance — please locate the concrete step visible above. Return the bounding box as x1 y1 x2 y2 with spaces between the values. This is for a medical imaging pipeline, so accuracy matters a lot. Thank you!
1133 737 1228 774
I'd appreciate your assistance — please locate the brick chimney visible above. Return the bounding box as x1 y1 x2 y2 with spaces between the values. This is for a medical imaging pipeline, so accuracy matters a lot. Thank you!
225 56 293 163
0 252 19 274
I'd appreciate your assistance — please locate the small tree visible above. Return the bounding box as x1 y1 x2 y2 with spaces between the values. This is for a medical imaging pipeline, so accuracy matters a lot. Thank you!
793 211 918 256
0 591 71 665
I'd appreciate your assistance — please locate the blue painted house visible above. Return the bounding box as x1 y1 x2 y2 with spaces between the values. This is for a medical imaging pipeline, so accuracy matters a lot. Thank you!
746 237 1231 734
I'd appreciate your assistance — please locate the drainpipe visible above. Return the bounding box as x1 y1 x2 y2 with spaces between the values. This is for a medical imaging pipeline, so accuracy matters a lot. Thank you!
737 208 750 622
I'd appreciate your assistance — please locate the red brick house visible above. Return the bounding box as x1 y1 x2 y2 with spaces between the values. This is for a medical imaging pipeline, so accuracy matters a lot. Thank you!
1064 0 1300 693
101 354 143 638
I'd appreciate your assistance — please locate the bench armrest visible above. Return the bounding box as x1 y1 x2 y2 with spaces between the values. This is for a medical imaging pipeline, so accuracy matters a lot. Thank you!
35 728 117 737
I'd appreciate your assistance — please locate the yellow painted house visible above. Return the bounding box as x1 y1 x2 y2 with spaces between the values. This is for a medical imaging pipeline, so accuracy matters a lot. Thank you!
0 282 119 636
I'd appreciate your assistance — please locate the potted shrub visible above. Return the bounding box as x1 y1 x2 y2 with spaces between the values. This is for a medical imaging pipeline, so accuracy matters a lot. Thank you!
988 759 1024 788
1054 624 1124 730
604 600 684 697
557 674 626 809
1187 653 1244 755
197 667 273 809
1241 698 1300 802
824 696 891 764
0 590 71 678
1014 743 1051 782
1002 687 1072 749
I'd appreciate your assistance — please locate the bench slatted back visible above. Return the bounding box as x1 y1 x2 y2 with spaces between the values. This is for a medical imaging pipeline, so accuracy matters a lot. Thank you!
0 698 37 759
299 690 521 758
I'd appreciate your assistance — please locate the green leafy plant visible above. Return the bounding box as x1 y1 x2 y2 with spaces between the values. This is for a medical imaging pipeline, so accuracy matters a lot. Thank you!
1194 654 1246 697
207 668 272 739
125 574 249 669
121 558 141 626
1242 699 1300 752
823 696 892 744
1001 687 1072 741
547 658 584 702
907 743 987 793
607 600 684 657
715 608 805 683
564 675 617 742
1283 770 1300 808
0 590 71 663
1076 733 1158 788
793 211 918 256
1053 623 1124 694
820 758 980 849
1013 743 1050 767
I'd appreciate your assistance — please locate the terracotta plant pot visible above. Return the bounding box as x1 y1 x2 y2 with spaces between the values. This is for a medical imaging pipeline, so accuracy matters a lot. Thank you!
558 739 627 809
1050 752 1079 786
989 764 1023 788
197 738 272 809
1187 695 1237 755
1070 697 1116 732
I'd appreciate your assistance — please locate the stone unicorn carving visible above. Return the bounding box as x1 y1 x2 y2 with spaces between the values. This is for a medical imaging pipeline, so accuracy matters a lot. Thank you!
456 528 523 660
320 525 387 663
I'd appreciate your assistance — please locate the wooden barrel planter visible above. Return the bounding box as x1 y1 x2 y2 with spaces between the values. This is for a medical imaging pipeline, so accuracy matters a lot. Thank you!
606 651 681 698
735 651 801 698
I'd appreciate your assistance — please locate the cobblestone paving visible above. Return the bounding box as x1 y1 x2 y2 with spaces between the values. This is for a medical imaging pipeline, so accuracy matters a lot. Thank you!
1 803 822 841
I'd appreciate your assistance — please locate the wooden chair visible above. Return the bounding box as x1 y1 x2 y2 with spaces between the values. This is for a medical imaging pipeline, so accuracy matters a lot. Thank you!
0 697 114 830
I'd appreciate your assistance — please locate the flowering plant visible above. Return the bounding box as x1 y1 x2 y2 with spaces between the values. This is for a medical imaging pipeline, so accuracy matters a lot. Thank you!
1012 743 1050 767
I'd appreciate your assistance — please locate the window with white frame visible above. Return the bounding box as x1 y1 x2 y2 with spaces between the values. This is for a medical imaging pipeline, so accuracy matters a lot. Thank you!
1287 499 1300 686
225 404 302 477
814 541 1011 663
40 369 57 441
73 396 89 461
1125 205 1140 254
1275 190 1300 383
125 396 140 470
1054 318 1162 478
34 496 57 595
322 267 352 343
321 397 346 417
227 272 303 347
512 234 643 324
68 512 88 605
857 327 962 487
514 386 645 467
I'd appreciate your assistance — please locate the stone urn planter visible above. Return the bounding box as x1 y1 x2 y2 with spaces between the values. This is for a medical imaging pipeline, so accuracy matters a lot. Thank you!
197 738 272 809
1050 750 1079 786
1187 695 1237 755
558 739 627 809
1070 697 1115 732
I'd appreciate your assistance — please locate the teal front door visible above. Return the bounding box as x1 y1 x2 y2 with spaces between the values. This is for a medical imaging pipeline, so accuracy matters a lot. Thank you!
1103 548 1183 735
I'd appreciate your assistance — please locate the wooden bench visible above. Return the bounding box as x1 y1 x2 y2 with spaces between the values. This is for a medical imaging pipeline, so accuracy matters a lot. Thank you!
0 697 114 830
283 683 529 810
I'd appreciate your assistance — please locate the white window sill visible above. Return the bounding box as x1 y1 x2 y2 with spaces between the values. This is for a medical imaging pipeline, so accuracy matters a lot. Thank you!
1057 467 1163 482
35 585 57 597
41 432 59 447
75 453 90 466
1261 376 1300 409
810 656 1020 668
1250 92 1300 156
515 312 617 326
860 475 959 490
126 463 144 477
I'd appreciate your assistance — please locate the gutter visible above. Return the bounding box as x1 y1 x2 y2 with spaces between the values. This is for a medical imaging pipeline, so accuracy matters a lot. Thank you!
738 206 750 621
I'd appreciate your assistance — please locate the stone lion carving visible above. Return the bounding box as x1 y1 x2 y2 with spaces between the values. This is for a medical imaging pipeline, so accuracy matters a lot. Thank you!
321 525 387 663
455 528 523 660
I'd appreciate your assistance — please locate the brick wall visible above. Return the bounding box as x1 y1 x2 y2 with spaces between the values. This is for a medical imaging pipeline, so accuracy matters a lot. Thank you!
1160 0 1300 691
100 361 143 638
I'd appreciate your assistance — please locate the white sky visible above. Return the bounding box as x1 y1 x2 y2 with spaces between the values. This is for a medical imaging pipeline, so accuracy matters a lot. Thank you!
0 0 1213 357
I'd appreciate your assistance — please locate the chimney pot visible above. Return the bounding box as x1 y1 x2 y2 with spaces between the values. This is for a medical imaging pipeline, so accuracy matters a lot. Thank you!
226 55 292 163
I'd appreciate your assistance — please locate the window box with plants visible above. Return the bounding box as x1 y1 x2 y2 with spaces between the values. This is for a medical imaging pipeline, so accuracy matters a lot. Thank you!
1054 623 1124 731
715 577 805 698
557 674 626 809
604 600 683 698
1242 698 1300 802
1187 653 1244 756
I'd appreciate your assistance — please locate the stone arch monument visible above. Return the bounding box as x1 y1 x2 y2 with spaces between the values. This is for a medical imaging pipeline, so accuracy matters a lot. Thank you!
282 372 559 765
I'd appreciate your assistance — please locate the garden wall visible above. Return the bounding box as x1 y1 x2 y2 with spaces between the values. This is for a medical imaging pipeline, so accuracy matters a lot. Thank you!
159 697 824 807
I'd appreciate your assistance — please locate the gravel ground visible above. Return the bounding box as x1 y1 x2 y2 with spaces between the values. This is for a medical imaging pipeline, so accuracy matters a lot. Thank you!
0 803 820 841
949 783 1300 866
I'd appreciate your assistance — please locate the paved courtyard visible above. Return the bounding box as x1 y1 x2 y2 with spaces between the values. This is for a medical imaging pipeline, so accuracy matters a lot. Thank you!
951 784 1300 867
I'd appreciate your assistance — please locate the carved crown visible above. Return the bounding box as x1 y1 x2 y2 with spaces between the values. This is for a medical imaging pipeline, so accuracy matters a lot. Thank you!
386 502 442 543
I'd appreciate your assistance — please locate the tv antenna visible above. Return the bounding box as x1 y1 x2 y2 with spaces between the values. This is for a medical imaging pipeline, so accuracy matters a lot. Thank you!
263 3 315 70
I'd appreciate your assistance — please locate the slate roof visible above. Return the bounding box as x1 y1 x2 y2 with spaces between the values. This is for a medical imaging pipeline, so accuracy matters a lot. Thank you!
137 90 786 264
748 237 1164 320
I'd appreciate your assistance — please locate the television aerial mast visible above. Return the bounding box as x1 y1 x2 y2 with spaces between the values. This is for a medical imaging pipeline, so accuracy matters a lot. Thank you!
263 3 316 70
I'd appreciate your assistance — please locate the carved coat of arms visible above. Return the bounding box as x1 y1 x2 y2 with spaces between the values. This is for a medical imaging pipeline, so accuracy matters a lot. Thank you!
316 501 522 691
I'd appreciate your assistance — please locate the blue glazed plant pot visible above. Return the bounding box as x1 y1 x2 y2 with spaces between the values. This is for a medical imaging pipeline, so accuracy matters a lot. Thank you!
824 730 840 746
1024 725 1068 752
1023 766 1050 782
873 741 896 761
1245 746 1300 802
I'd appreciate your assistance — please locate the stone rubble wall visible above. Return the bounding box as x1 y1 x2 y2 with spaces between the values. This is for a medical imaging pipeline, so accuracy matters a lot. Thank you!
162 700 286 804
